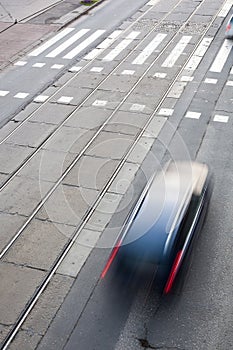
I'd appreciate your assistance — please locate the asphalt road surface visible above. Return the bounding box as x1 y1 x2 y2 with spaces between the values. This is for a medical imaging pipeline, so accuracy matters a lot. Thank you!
0 0 233 349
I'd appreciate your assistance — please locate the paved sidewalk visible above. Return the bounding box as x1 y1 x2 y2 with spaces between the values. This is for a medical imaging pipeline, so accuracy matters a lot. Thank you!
0 0 104 71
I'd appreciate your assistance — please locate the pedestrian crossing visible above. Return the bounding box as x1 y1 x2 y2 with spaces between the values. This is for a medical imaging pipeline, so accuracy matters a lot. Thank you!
23 25 233 76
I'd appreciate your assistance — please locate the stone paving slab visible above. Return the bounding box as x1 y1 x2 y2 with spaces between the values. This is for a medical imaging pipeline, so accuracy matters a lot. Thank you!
3 219 75 270
0 143 33 174
0 212 26 252
64 106 112 129
30 103 76 125
0 23 56 68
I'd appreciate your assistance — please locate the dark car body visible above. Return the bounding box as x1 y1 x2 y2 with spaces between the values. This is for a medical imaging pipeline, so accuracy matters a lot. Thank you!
101 161 212 294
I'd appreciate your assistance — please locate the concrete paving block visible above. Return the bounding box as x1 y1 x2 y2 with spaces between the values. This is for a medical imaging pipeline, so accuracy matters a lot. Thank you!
6 121 56 148
0 143 32 174
120 93 158 115
13 103 39 122
100 74 138 93
143 116 167 138
30 103 76 125
43 125 95 154
63 155 119 191
83 90 126 110
0 121 17 141
64 106 111 130
85 192 122 233
18 149 75 183
0 212 26 252
68 73 105 89
57 229 102 277
0 262 45 324
50 86 92 106
127 136 155 164
85 131 134 160
36 184 99 227
7 330 42 350
0 173 8 186
0 175 53 216
108 162 140 195
104 110 149 136
0 324 11 345
4 219 75 270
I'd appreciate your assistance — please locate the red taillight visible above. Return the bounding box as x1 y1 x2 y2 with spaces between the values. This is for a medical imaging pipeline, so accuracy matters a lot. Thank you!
101 239 122 279
226 24 231 31
164 250 183 294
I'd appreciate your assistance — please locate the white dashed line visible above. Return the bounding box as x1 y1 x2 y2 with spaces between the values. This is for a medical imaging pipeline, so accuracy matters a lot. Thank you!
121 70 135 75
57 96 73 104
204 78 218 84
154 72 167 78
158 108 174 116
32 63 46 68
14 61 27 66
51 64 64 69
92 100 107 107
0 90 9 96
34 95 49 103
210 39 233 73
28 27 75 57
230 67 233 74
226 80 233 86
102 31 140 62
14 92 29 99
69 66 82 72
90 67 104 73
162 36 192 68
180 76 193 82
132 33 167 65
185 111 201 119
213 114 229 123
218 0 233 17
130 104 145 112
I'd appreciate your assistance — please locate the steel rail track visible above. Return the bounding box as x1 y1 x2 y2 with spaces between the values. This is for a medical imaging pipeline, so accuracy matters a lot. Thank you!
0 0 227 348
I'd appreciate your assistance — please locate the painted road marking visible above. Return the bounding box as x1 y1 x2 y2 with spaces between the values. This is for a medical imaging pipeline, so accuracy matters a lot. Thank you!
213 114 229 123
34 95 49 103
57 96 73 104
204 78 218 84
14 61 27 66
121 70 135 75
90 67 104 72
185 37 213 71
46 29 90 58
69 66 82 72
230 67 233 74
92 100 107 107
158 108 173 116
210 39 233 73
180 76 193 82
154 72 167 78
32 63 46 68
147 0 160 5
0 90 9 96
14 92 29 99
29 27 75 57
162 36 192 67
226 80 233 86
84 30 122 60
63 30 106 60
185 111 201 119
132 33 167 65
102 31 140 61
51 64 64 69
130 104 145 112
218 0 233 17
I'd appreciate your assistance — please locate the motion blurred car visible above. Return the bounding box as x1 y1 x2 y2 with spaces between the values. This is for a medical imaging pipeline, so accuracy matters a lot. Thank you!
225 15 233 39
101 161 212 294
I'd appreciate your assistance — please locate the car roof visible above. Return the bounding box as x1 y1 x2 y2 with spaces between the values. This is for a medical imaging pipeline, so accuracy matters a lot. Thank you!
121 161 209 248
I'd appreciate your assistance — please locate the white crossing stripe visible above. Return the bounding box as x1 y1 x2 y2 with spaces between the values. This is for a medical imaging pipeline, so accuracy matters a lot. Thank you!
85 30 122 60
28 27 75 57
147 0 160 5
63 30 106 59
132 33 167 65
210 39 233 73
185 111 201 119
14 92 29 99
213 114 229 123
102 31 140 61
46 29 90 58
162 36 192 67
0 90 9 96
185 37 213 71
218 0 233 17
